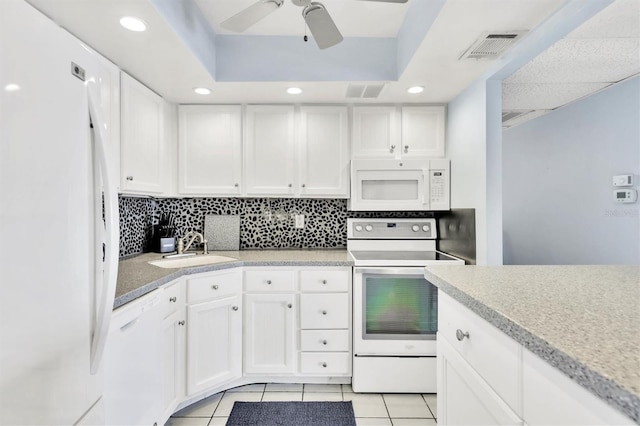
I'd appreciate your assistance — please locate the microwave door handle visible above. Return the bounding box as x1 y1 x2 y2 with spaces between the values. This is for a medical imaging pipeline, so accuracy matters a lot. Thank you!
422 169 430 207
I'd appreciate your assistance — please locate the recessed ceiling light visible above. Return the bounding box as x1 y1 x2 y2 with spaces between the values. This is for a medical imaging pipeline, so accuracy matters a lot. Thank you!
407 86 425 94
4 84 20 92
120 16 147 32
287 87 303 95
193 87 211 95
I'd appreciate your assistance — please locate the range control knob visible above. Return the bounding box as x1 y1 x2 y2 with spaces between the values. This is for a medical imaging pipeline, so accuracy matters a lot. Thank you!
355 225 363 232
412 225 420 232
422 225 430 232
365 225 373 232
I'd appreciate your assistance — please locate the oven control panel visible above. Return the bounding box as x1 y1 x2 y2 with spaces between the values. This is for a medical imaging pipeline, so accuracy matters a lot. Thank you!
348 218 437 239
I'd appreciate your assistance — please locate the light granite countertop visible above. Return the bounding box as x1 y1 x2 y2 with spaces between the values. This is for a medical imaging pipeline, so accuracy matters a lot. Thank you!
116 249 353 309
424 265 640 423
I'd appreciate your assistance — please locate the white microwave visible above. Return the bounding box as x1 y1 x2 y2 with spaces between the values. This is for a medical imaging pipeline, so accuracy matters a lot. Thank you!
348 159 450 211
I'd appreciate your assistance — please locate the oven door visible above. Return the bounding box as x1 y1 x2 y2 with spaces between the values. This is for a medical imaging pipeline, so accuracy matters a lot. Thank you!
353 267 438 356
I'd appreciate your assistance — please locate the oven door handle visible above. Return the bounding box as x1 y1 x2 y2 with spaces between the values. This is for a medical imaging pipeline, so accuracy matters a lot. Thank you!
354 267 428 275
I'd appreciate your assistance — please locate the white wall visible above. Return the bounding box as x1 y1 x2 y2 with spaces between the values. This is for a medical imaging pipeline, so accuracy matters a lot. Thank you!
446 79 503 265
503 76 640 265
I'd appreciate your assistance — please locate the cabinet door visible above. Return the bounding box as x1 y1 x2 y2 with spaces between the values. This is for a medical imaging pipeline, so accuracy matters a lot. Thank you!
178 105 242 195
298 106 349 197
437 338 523 426
401 106 445 158
120 72 164 194
244 105 295 195
162 308 186 421
244 293 296 375
352 106 400 159
186 295 242 395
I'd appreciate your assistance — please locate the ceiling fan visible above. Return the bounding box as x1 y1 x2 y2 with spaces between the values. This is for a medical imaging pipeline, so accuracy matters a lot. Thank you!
220 0 408 50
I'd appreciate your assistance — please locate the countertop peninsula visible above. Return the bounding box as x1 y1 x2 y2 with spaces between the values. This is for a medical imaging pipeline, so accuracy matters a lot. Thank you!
424 264 640 423
116 249 353 309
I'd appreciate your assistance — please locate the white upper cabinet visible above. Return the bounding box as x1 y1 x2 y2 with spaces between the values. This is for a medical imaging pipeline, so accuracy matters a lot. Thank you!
352 105 446 159
352 106 400 159
120 72 165 194
244 105 296 196
401 106 446 158
298 106 349 198
178 105 242 195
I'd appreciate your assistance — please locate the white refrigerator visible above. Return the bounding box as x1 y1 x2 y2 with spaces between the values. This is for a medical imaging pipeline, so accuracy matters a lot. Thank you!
0 0 120 424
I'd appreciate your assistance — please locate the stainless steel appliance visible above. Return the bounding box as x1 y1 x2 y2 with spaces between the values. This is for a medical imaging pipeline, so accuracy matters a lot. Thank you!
348 218 463 393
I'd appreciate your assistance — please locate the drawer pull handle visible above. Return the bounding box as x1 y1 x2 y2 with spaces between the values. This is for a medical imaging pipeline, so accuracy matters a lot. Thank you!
322 362 327 368
266 280 272 285
232 306 239 311
212 285 219 290
287 303 293 309
178 320 185 326
456 329 470 341
321 310 327 315
322 340 328 345
169 297 177 302
322 280 327 285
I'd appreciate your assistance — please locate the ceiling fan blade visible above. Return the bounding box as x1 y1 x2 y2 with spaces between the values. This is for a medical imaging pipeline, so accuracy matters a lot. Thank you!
303 2 344 50
221 0 284 33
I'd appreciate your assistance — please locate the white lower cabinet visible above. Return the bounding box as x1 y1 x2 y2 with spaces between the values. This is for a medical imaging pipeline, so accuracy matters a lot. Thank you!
186 269 243 396
438 291 635 426
162 307 186 420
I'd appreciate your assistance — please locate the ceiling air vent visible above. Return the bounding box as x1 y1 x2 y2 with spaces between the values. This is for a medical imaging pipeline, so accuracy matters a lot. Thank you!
502 110 551 128
460 31 526 60
346 83 386 99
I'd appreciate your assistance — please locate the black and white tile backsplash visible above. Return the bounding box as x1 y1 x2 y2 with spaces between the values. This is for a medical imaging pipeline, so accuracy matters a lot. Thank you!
119 196 434 257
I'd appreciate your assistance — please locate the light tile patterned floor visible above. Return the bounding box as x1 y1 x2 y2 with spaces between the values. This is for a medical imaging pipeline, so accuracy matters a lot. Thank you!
166 384 437 426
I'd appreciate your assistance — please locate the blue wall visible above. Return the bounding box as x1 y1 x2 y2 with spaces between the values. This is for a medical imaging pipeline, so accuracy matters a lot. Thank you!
503 76 640 265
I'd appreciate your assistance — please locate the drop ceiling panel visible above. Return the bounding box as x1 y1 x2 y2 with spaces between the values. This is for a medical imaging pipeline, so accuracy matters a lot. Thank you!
503 82 610 110
505 38 640 83
567 0 640 39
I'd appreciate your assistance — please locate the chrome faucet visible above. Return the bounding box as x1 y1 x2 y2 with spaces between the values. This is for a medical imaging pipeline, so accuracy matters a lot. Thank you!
178 231 208 255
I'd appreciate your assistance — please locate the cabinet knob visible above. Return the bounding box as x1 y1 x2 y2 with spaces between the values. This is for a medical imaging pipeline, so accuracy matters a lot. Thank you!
266 280 272 285
126 176 133 181
322 340 328 345
288 183 292 188
232 306 239 311
322 280 327 285
212 285 219 290
234 183 239 187
389 145 396 153
321 310 327 315
301 184 306 188
178 320 185 326
322 362 327 368
287 303 293 309
456 329 470 341
169 297 177 302
404 145 409 154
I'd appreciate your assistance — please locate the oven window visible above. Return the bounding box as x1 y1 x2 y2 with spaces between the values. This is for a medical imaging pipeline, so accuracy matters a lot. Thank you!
364 275 437 339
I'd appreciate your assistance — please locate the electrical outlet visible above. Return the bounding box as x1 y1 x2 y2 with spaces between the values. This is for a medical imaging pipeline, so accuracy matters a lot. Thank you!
295 214 305 229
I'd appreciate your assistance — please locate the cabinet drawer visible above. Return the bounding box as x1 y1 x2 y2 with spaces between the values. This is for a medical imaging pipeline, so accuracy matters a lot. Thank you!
162 280 185 318
438 291 521 415
300 330 350 352
300 352 350 375
245 270 296 292
187 269 242 304
300 294 349 329
300 270 349 292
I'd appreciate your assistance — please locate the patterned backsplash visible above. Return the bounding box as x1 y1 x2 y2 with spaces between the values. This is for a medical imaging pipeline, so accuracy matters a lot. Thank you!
119 196 434 257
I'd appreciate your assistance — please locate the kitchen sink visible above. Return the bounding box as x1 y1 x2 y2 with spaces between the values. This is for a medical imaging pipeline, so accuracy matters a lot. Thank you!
148 254 238 269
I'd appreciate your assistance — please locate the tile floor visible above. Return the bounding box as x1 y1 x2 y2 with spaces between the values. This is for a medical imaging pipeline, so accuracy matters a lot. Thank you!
165 384 437 426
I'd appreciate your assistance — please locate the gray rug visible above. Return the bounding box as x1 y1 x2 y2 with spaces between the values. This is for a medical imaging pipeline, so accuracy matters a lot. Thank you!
226 401 356 426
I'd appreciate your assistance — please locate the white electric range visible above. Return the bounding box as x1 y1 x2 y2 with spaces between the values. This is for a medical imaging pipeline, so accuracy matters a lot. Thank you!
347 218 464 393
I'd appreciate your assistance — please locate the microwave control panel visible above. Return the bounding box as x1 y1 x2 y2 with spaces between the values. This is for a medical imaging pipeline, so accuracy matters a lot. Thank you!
428 159 450 211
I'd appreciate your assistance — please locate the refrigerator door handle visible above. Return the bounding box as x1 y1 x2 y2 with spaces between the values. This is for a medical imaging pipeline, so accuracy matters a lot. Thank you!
88 83 119 375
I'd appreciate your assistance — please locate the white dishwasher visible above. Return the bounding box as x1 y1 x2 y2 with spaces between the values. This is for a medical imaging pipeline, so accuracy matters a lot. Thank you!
104 289 163 426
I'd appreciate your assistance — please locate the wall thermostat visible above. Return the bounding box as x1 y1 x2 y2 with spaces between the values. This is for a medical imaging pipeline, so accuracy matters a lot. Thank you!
613 189 637 203
612 174 634 187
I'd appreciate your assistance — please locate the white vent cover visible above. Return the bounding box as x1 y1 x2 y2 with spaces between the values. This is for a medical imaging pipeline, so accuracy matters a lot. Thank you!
460 31 526 60
346 83 386 98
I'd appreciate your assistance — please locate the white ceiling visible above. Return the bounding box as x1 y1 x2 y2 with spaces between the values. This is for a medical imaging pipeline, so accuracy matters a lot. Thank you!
503 0 640 124
26 0 600 105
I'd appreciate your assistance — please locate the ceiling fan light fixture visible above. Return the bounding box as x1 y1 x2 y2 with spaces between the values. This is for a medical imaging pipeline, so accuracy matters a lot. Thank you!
287 87 303 95
407 86 425 94
193 87 211 95
119 16 147 32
